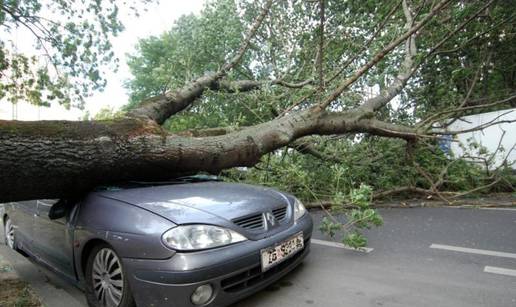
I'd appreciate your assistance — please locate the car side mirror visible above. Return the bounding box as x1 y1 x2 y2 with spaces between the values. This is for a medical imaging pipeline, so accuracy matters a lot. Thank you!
48 199 69 220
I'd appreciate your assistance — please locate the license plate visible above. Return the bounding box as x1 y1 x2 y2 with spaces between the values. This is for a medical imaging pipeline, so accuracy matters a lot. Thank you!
261 232 304 272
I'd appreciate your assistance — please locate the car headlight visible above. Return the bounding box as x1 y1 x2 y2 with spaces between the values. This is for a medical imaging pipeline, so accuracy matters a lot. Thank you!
162 225 247 251
293 198 307 221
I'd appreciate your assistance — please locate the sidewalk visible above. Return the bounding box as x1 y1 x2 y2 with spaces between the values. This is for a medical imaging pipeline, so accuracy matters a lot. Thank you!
0 248 42 307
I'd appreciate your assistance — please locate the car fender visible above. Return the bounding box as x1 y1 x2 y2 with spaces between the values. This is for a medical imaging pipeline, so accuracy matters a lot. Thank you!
73 194 177 282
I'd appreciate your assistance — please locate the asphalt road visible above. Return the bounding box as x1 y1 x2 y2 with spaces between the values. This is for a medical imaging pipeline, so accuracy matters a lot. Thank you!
2 207 516 307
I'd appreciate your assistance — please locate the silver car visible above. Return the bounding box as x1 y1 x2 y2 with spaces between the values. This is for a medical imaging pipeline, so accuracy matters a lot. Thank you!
2 178 313 307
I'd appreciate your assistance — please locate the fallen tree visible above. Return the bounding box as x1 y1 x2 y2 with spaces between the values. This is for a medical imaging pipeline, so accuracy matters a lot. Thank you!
1 0 514 203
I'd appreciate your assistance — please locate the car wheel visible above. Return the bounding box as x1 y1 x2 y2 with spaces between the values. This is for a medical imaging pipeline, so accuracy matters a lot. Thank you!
85 244 136 307
4 216 15 249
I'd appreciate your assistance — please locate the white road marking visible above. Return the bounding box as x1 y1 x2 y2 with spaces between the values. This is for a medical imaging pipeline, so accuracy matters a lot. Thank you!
430 244 516 259
444 206 516 211
484 266 516 277
311 239 374 253
478 207 516 211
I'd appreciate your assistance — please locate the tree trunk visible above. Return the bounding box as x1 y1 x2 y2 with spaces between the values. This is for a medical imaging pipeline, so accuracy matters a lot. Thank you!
0 107 419 202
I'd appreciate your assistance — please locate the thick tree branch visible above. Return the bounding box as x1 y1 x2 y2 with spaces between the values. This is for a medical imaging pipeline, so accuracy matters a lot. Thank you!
436 15 515 55
360 0 417 112
317 0 326 90
418 93 516 128
212 78 314 93
373 186 454 199
361 0 497 115
431 110 516 135
290 139 344 164
0 107 422 202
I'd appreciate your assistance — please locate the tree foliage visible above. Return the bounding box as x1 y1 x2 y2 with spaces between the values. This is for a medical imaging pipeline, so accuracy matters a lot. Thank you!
0 0 154 108
125 0 515 204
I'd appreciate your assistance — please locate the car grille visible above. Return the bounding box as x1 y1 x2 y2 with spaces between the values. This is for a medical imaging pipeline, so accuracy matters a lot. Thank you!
233 213 264 230
232 205 288 230
272 206 287 221
220 236 310 293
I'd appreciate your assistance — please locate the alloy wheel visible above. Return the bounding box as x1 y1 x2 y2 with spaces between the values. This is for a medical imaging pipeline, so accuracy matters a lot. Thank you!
4 218 14 249
92 248 124 307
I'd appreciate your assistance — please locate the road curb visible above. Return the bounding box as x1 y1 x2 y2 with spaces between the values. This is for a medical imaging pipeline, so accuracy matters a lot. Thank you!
306 198 516 210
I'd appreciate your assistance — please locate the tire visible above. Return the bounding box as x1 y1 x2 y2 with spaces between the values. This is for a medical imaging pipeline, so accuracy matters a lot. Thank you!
4 216 16 250
85 244 136 307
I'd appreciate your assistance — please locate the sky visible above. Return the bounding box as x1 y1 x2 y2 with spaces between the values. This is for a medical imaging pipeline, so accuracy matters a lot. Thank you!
0 1 205 121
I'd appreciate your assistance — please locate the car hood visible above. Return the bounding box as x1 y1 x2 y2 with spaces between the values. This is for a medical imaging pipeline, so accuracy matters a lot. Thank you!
97 182 292 225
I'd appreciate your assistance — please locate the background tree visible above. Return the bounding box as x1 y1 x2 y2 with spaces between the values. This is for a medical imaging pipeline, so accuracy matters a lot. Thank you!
0 0 153 108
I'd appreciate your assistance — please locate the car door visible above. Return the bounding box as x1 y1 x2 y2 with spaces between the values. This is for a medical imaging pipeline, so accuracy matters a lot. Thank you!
32 199 77 279
9 200 36 252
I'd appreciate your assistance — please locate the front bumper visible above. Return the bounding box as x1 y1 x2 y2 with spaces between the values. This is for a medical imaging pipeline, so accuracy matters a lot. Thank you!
123 213 313 307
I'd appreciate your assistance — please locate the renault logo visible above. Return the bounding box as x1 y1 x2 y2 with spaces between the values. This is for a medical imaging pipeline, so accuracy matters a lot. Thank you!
265 212 276 226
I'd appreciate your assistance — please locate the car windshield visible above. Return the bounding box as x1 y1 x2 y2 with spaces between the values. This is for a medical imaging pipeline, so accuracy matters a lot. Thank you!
95 175 222 191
